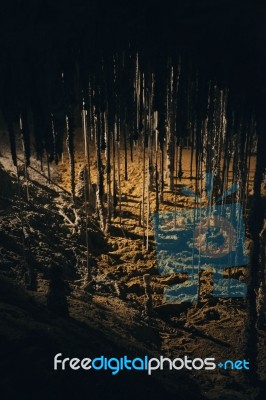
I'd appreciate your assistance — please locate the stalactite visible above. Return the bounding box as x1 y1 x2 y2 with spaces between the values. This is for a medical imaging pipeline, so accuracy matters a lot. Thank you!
116 120 122 226
20 109 31 167
32 109 44 162
7 120 17 167
46 150 51 184
51 115 58 164
105 112 112 230
52 112 65 163
123 119 128 181
87 81 94 141
146 132 151 250
221 101 231 195
155 59 168 203
245 121 255 215
178 141 183 181
100 111 107 151
66 109 76 201
166 130 175 190
82 100 91 280
142 132 146 229
166 63 174 191
112 126 117 217
95 105 106 232
174 136 178 228
0 51 262 322
155 126 159 213
51 70 66 162
19 115 30 202
190 125 195 180
147 75 154 191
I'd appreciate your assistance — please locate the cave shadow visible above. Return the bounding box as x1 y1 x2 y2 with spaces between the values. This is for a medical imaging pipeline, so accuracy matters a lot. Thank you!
0 276 207 400
161 315 231 348
109 224 143 240
28 178 61 198
121 197 141 204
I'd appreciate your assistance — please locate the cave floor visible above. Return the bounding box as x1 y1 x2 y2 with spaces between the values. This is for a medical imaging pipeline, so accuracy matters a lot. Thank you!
0 130 265 400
